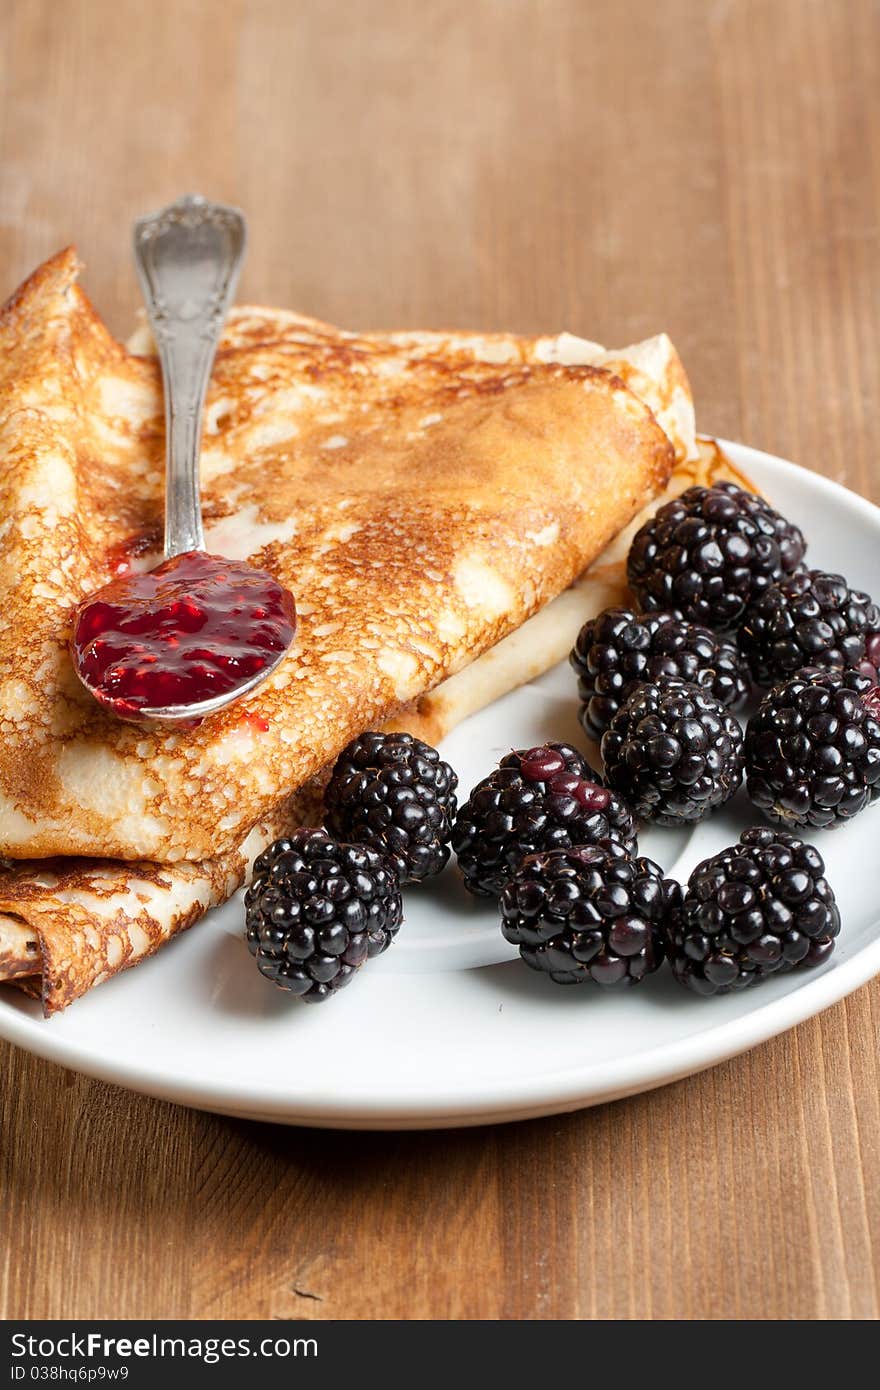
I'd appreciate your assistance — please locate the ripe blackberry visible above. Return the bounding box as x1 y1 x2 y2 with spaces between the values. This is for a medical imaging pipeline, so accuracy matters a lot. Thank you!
627 481 805 633
499 841 678 986
570 606 749 741
666 826 840 995
451 742 636 898
245 829 403 1002
745 667 880 829
324 731 458 884
601 678 744 826
739 569 880 687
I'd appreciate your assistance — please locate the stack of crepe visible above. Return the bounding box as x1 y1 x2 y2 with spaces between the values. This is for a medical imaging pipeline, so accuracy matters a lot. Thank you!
0 250 751 1013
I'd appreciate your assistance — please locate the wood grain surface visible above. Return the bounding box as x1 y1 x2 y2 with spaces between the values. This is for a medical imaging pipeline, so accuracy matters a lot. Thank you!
1 0 879 1321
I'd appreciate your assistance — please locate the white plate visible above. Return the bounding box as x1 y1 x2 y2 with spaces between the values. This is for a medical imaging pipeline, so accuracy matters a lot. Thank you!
2 441 879 1129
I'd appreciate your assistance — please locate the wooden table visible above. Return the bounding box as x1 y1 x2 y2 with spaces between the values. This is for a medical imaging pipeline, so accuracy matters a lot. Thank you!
1 0 878 1321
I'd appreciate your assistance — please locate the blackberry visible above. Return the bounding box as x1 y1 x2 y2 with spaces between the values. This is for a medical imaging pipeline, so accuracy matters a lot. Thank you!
570 606 749 741
245 828 403 1002
666 826 840 995
627 481 805 633
499 841 677 986
601 678 744 826
324 731 458 884
739 569 880 687
745 667 880 829
452 742 636 898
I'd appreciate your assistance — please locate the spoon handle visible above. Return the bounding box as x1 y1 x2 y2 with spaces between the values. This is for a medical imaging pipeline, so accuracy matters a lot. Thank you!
133 194 247 559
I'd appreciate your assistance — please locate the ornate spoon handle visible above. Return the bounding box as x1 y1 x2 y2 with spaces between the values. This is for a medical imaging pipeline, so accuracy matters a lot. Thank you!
133 194 247 558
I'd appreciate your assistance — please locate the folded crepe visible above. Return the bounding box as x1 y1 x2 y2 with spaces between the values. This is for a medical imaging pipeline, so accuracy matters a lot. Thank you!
0 248 725 1012
0 249 679 867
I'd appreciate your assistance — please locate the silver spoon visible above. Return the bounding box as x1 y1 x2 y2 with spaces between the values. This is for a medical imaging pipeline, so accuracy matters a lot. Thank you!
71 194 296 724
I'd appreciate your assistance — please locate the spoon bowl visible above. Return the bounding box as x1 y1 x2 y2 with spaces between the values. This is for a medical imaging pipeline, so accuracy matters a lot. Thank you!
72 550 296 725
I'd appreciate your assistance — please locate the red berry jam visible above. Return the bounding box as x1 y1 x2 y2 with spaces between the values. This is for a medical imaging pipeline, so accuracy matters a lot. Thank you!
71 550 296 722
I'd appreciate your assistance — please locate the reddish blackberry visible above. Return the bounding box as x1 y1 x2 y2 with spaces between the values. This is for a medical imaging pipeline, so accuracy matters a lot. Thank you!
570 606 749 741
324 731 458 884
499 841 678 986
451 743 636 898
245 829 403 1002
627 482 805 633
739 569 880 687
666 826 840 995
745 667 880 829
601 678 744 826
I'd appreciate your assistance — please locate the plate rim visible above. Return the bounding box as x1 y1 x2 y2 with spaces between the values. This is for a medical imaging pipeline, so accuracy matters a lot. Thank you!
2 439 879 1129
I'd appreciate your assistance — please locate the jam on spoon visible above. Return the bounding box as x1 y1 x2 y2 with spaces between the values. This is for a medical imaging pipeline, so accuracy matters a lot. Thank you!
71 195 297 725
72 550 296 721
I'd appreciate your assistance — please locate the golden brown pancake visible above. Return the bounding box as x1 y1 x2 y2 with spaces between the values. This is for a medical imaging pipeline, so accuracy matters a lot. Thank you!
0 249 674 865
127 314 698 469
